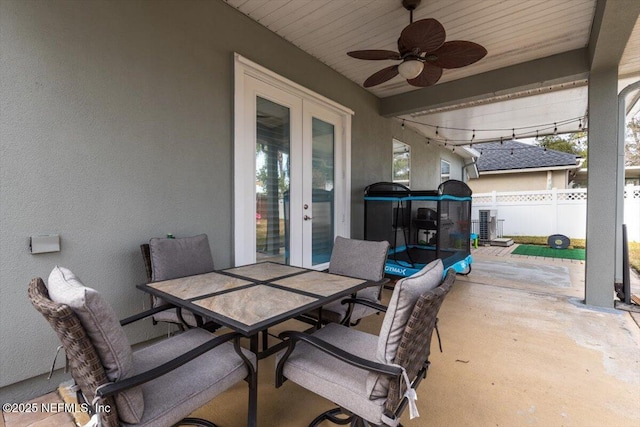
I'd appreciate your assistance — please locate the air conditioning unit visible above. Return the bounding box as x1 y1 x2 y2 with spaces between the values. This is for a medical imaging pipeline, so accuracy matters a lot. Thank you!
479 209 497 242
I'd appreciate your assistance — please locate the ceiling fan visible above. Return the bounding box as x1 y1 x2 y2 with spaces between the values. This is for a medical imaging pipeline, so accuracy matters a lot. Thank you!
347 0 487 88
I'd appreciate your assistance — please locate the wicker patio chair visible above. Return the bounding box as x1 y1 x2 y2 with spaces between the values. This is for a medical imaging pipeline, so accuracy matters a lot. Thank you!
276 260 455 427
28 266 255 427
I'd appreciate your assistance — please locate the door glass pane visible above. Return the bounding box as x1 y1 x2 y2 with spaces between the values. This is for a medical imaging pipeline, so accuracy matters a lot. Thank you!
256 97 290 264
311 117 335 266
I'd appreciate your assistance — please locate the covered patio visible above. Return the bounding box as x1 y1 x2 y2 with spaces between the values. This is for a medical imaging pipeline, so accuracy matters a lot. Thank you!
4 248 639 426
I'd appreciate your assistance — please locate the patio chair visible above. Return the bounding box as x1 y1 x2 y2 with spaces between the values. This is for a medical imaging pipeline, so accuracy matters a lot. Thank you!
28 266 256 427
141 234 216 330
276 260 454 427
305 236 390 326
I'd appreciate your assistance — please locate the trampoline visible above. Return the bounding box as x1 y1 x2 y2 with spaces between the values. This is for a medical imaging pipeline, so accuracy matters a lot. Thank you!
364 180 473 278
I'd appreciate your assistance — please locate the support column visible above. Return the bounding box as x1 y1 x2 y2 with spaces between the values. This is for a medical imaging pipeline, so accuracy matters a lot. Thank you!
585 67 619 308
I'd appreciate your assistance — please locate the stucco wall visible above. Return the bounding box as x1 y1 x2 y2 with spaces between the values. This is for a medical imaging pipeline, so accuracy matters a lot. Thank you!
468 170 570 193
0 0 464 398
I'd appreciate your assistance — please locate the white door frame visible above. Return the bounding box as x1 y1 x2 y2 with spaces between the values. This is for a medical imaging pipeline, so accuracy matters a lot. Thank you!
233 53 353 267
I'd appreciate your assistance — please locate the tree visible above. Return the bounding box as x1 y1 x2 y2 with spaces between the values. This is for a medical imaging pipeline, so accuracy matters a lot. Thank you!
626 115 640 166
537 131 588 157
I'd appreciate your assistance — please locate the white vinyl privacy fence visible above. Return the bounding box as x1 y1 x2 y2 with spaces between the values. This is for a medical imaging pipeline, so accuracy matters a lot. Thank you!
472 186 640 242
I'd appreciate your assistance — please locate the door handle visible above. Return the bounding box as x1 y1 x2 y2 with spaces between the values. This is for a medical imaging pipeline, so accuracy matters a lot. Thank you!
304 215 313 221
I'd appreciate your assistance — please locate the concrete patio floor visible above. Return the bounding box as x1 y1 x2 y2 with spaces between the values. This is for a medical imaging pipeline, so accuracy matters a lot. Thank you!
4 245 640 426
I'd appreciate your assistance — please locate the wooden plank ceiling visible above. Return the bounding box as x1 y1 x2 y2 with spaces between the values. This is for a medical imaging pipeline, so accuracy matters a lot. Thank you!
225 0 639 145
225 0 597 97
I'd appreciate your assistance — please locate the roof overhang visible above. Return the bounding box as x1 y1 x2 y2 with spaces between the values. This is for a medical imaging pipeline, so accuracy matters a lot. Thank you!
480 164 580 175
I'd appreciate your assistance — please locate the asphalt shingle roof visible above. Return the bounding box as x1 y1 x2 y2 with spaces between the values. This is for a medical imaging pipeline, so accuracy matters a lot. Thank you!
475 140 578 172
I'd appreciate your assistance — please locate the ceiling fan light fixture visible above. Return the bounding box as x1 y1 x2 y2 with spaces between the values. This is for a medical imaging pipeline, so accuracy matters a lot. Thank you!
398 60 424 79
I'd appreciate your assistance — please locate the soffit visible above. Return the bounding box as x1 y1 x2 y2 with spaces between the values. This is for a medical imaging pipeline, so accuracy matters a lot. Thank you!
224 0 598 98
225 0 639 150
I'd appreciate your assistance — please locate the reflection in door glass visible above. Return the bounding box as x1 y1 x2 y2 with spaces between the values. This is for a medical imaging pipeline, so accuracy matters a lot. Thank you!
312 118 335 266
256 97 290 264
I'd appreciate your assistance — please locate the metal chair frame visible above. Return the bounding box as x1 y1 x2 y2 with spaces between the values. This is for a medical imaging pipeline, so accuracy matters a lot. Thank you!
276 269 456 427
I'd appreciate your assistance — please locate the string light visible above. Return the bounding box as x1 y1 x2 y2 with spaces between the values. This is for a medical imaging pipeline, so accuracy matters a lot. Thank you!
396 115 586 144
393 114 588 153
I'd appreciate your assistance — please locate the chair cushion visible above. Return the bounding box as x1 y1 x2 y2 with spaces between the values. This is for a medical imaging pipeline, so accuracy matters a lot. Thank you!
367 259 444 397
47 266 144 423
151 305 201 328
276 323 387 425
149 234 214 282
125 328 255 427
328 236 389 282
319 286 381 323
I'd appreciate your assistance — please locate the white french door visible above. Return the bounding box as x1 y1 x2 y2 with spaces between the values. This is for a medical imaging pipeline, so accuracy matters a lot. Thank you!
234 54 352 269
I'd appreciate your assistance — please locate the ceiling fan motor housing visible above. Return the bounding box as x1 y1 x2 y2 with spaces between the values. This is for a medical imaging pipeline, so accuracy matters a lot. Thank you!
402 0 421 11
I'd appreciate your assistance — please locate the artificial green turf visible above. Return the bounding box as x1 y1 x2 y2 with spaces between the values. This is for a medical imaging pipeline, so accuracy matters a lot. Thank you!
512 244 585 260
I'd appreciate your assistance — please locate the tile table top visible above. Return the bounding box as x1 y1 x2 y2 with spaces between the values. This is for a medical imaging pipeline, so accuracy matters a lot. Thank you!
140 263 373 334
222 262 307 282
272 271 366 297
149 272 252 300
193 284 317 326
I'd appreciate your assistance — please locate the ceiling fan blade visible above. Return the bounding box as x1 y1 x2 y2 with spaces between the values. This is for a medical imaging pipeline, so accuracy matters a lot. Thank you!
347 50 402 60
430 41 487 69
398 18 446 55
363 65 400 88
407 63 443 87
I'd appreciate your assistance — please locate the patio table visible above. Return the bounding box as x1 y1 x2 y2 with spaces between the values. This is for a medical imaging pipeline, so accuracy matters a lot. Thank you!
137 261 374 427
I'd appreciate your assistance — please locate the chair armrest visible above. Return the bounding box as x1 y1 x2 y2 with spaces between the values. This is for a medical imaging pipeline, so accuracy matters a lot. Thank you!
119 303 175 326
275 330 401 388
339 298 387 313
96 332 245 398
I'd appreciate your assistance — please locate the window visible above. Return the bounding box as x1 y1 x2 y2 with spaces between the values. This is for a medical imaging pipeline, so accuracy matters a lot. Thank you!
440 159 450 183
392 139 410 187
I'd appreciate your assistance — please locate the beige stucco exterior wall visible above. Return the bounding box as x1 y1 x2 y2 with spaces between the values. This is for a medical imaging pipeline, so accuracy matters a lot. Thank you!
468 169 570 193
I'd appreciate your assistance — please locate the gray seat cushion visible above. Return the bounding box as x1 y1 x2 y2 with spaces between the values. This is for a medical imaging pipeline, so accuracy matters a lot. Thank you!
276 323 387 425
124 328 255 427
47 266 144 424
318 286 381 323
321 237 390 323
328 236 389 282
149 234 214 282
367 259 444 398
150 306 201 328
149 234 215 327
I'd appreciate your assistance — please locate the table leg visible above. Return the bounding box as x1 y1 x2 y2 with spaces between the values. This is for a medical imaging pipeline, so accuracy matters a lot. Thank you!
248 335 259 427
